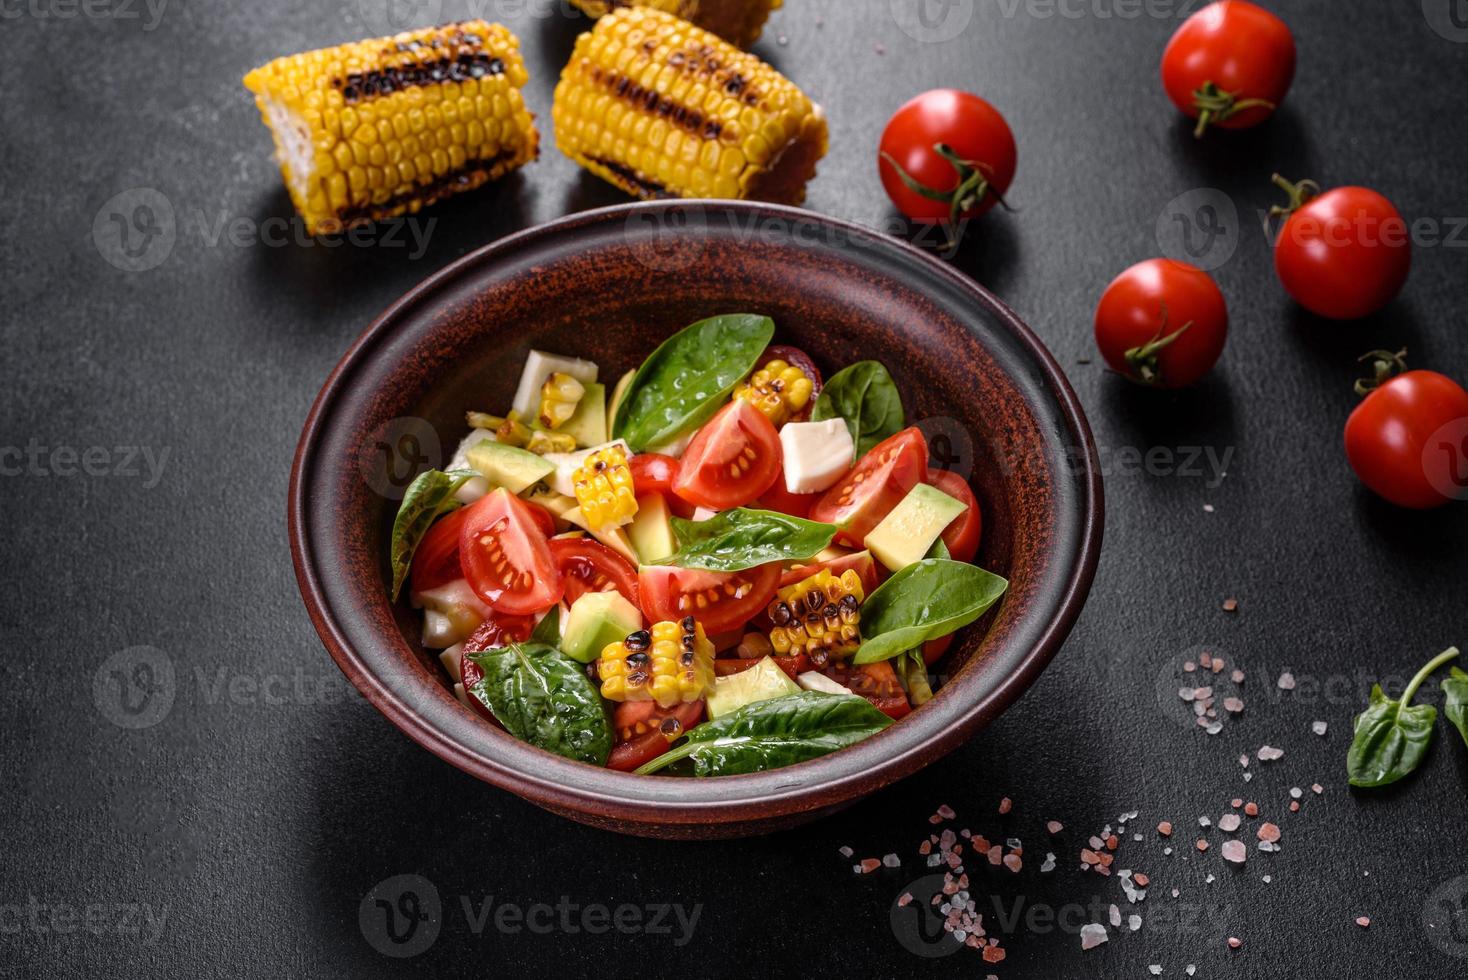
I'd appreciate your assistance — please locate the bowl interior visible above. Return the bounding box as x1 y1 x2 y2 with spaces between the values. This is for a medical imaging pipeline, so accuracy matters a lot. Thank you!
291 202 1101 835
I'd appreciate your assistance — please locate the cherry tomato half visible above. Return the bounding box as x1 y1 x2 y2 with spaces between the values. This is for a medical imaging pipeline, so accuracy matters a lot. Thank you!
927 469 982 564
1272 177 1411 320
879 89 1016 225
630 453 696 519
673 399 782 510
549 537 640 607
459 611 537 724
825 660 911 721
1345 363 1468 509
779 551 882 595
1162 0 1295 137
607 701 705 772
410 506 471 595
757 464 822 519
637 564 781 636
458 489 563 615
810 428 930 547
1094 259 1229 389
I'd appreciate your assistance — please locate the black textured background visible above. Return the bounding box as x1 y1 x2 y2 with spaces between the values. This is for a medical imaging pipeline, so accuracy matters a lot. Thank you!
4 1 1467 977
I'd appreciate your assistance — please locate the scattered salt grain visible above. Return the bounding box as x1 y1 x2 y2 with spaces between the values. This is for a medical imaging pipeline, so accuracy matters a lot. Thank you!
1257 745 1285 762
1183 661 1197 673
1129 914 1142 932
897 893 913 907
1232 668 1246 683
1164 847 1173 856
859 858 880 873
839 846 853 858
1312 784 1324 795
1003 854 1023 873
1041 852 1057 873
1199 816 1212 828
1187 966 1197 976
1109 905 1122 927
1080 924 1109 950
1171 888 1180 898
882 853 901 868
1204 504 1215 513
1228 936 1242 949
1222 840 1247 864
937 804 956 820
998 797 1012 815
1312 720 1328 736
1244 802 1259 817
1262 875 1272 883
1219 814 1241 832
1290 787 1303 800
1356 916 1371 928
1150 967 1163 976
1224 697 1245 713
1222 598 1239 612
1196 840 1209 852
1277 671 1296 691
1257 823 1281 843
1158 821 1173 836
1047 820 1063 835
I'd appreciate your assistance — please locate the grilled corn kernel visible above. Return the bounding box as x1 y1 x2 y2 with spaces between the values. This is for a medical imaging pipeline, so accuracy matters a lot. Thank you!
468 411 532 447
572 445 638 529
552 7 827 205
767 569 864 666
526 429 578 455
243 21 539 235
566 0 784 48
538 372 586 429
598 617 715 708
733 359 815 427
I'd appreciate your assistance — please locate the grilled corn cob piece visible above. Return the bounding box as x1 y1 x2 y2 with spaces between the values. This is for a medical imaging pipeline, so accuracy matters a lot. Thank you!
567 0 783 48
733 359 815 426
468 410 534 447
599 617 716 707
538 372 587 429
767 569 864 666
552 7 827 204
526 429 578 455
243 21 538 235
572 445 639 529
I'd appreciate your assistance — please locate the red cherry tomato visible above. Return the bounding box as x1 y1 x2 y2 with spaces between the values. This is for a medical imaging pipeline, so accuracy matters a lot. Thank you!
1271 177 1412 320
459 611 537 724
825 660 911 721
756 345 824 422
1094 259 1229 389
810 428 930 547
458 489 563 616
1161 0 1295 137
922 634 955 666
672 400 782 510
549 537 639 607
630 454 696 519
409 506 472 595
878 89 1016 226
637 564 781 636
607 701 705 772
1345 359 1468 509
926 469 982 563
757 464 821 519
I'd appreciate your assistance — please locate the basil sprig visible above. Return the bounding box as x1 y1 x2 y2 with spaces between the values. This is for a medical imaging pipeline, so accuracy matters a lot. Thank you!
612 314 775 452
853 559 1008 665
388 468 475 601
1347 647 1460 788
468 643 612 766
635 691 892 776
1444 667 1468 749
657 508 838 572
812 361 905 461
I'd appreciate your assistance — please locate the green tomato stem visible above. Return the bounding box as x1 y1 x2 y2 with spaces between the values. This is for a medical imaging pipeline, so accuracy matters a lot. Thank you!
1353 348 1408 397
1268 173 1323 218
1402 647 1461 707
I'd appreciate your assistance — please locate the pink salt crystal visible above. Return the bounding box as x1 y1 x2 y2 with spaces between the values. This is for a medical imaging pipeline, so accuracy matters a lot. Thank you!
1003 854 1023 873
1158 821 1173 836
860 858 880 873
1231 798 1243 808
1277 671 1296 691
1232 669 1245 683
1080 924 1109 950
1081 849 1100 865
1257 823 1281 843
1184 661 1197 672
1201 652 1213 668
1047 821 1064 835
1196 840 1210 852
898 893 913 907
1219 814 1241 832
1356 917 1371 928
1222 598 1239 612
998 797 1013 815
1222 840 1247 864
1244 802 1259 817
937 804 956 820
1289 801 1300 813
988 845 1003 866
1228 937 1242 949
1312 784 1324 795
1224 697 1245 713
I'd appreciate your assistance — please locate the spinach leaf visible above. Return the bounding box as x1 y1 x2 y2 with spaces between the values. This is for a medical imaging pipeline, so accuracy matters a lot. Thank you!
468 643 612 766
1439 658 1467 749
812 361 905 460
388 469 474 601
659 508 838 572
898 650 934 706
924 537 951 561
854 559 1008 664
635 691 892 776
1347 648 1459 787
531 605 561 646
612 314 775 452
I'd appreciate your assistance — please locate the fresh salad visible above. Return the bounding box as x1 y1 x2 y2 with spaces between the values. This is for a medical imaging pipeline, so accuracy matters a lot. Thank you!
388 314 1008 776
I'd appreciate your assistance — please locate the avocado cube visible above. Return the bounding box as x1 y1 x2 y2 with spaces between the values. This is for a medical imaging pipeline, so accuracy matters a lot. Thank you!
864 483 968 572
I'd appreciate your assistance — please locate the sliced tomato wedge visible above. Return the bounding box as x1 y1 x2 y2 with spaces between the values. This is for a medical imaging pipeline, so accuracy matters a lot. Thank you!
926 469 982 564
757 463 822 519
458 611 537 724
810 428 930 547
779 550 882 595
549 537 639 606
637 563 781 636
825 660 912 720
630 453 696 518
672 400 782 510
410 506 471 595
607 701 705 772
757 345 824 423
459 489 563 615
922 633 956 666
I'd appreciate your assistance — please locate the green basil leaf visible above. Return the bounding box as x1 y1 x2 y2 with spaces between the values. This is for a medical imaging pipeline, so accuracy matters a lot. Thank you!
388 469 473 601
924 537 951 561
612 314 775 452
854 559 1008 664
635 691 892 776
1440 665 1468 749
531 605 561 646
659 508 838 572
812 361 905 460
1347 685 1437 788
468 643 612 766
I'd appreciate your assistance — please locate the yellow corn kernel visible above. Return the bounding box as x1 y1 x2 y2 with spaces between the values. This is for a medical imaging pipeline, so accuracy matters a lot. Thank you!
243 21 539 235
598 618 715 708
463 410 533 448
767 569 864 666
572 445 638 529
732 359 815 427
526 429 577 455
552 7 826 205
538 372 586 430
565 0 784 48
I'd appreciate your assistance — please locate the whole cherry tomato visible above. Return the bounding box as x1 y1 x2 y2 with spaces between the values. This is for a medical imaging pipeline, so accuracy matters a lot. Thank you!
878 89 1016 229
1345 351 1468 509
1270 175 1412 320
1161 0 1295 137
1094 259 1229 388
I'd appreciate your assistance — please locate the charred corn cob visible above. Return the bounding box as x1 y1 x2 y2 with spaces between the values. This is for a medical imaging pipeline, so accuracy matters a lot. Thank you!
733 359 815 426
552 7 827 204
567 0 783 48
767 569 864 666
538 372 587 429
572 444 639 529
243 21 538 235
599 617 716 707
